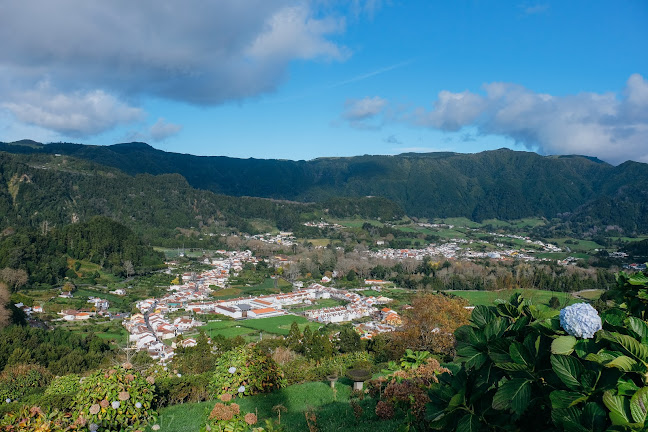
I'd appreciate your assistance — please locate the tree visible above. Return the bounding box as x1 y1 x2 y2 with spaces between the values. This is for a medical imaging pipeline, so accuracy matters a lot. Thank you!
391 294 470 358
337 326 361 353
123 260 135 278
286 321 302 351
0 282 11 329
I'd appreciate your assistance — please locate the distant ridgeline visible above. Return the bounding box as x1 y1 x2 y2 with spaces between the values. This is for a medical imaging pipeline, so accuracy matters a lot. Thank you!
0 150 403 241
1 140 648 235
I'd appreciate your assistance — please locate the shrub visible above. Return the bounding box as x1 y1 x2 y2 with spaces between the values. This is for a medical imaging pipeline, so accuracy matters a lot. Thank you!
427 287 648 432
281 352 374 385
200 400 261 432
209 346 285 397
0 364 52 402
0 405 80 431
155 372 212 407
45 374 81 396
73 365 156 431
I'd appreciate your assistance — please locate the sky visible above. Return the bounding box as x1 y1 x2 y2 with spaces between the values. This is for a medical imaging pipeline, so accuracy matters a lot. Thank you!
0 0 647 164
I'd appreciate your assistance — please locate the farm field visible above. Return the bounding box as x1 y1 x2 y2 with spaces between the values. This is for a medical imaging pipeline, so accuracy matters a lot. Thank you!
445 288 587 308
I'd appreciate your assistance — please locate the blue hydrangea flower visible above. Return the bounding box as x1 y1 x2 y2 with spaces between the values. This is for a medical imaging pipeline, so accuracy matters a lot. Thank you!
135 402 142 409
560 303 602 339
89 423 99 432
238 385 245 393
111 401 121 409
228 367 237 374
5 398 10 403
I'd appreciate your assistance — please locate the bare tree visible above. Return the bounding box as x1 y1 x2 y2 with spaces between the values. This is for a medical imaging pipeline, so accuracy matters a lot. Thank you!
0 282 11 329
123 260 135 278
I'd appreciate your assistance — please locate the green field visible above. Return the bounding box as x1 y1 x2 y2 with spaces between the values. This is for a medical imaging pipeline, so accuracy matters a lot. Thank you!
214 278 292 300
199 315 318 340
147 381 400 432
445 289 583 308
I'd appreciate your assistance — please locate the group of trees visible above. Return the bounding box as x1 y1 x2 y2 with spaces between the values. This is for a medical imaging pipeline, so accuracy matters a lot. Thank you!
0 216 165 288
0 326 113 375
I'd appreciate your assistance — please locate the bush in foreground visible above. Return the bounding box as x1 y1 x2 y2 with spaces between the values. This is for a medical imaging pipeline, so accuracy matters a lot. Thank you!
73 364 156 431
209 346 285 398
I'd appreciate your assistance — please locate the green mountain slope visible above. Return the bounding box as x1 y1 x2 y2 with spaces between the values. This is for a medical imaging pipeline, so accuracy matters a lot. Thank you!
1 141 647 234
0 152 402 242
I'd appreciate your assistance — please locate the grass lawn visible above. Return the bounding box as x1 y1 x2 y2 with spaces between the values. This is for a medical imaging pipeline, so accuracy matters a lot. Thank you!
148 381 402 432
198 316 317 339
445 289 579 308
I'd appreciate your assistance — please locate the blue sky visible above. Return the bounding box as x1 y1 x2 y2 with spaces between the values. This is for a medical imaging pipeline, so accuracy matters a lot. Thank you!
0 1 646 163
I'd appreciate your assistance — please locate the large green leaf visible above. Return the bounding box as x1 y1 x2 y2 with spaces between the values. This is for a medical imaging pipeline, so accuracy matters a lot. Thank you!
471 305 494 328
456 413 481 432
457 346 487 370
550 390 588 409
552 336 577 355
492 378 531 415
551 355 583 391
626 317 648 340
628 273 648 286
494 362 529 372
630 387 648 424
605 355 638 372
510 342 531 366
603 391 631 426
604 332 648 363
484 317 508 340
581 402 607 432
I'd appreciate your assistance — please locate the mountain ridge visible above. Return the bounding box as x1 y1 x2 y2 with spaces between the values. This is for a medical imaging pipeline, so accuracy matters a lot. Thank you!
1 140 647 234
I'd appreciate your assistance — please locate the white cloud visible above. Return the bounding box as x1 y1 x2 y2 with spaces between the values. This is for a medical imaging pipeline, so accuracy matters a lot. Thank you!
247 5 348 62
2 82 143 137
408 74 648 164
149 118 183 142
342 96 387 129
521 4 550 15
343 96 387 120
0 1 349 137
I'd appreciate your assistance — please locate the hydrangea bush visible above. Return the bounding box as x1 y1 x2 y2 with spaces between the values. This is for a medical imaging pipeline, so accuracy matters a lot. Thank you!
209 346 285 398
73 364 157 431
427 284 648 432
559 302 602 338
200 398 264 432
0 364 52 403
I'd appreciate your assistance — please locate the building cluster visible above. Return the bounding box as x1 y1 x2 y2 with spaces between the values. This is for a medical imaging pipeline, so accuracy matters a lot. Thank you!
245 232 296 246
303 221 343 229
353 307 403 339
302 284 392 323
122 248 400 361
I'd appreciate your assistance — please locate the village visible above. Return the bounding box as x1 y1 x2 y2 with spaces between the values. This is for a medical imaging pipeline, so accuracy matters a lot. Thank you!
120 250 400 363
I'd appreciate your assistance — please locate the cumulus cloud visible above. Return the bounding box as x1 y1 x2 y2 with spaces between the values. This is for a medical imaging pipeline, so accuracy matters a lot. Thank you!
150 118 183 142
1 82 143 137
0 0 348 136
521 3 550 15
342 96 387 129
408 74 648 164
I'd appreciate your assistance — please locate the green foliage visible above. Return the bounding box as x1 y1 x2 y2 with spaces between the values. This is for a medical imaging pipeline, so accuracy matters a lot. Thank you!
281 352 373 385
73 365 157 432
427 283 648 432
155 372 212 407
0 364 52 402
602 272 648 320
0 325 113 374
209 346 285 398
44 374 80 397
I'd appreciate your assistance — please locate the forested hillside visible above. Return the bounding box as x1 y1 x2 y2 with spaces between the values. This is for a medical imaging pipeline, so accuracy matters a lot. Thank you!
0 152 403 243
2 141 646 234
